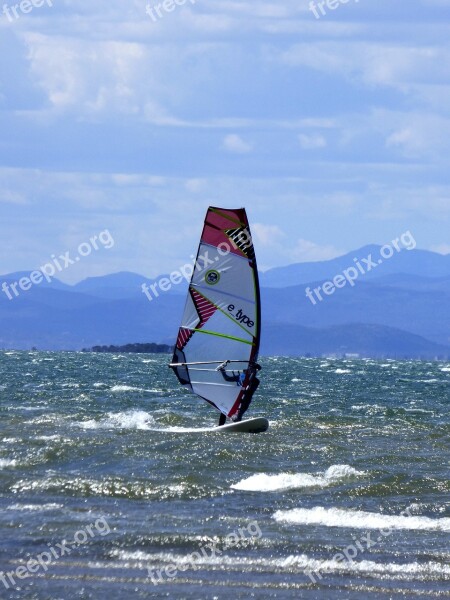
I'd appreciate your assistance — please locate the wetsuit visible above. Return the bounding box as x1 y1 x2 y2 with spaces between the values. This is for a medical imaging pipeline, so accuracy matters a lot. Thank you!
234 373 260 421
217 362 261 425
217 366 242 426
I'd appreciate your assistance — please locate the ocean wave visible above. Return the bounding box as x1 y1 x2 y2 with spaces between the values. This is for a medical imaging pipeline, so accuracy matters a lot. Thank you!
7 503 63 512
10 477 207 501
110 385 144 392
110 550 450 579
231 465 365 492
0 458 18 469
334 368 351 374
78 410 156 430
110 385 159 393
273 507 450 531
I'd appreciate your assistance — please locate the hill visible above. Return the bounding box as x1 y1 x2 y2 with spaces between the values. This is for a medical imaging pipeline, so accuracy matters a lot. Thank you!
1 247 449 357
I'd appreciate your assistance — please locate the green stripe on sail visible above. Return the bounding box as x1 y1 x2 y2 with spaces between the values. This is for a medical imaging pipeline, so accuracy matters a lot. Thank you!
192 328 254 346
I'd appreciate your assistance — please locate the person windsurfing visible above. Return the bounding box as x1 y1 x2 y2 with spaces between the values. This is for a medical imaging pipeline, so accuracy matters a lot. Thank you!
217 361 261 425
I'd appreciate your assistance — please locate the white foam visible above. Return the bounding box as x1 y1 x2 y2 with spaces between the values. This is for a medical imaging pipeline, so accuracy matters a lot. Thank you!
334 368 351 374
273 507 450 531
111 385 144 392
79 410 155 430
231 465 364 492
440 366 450 372
0 458 17 469
110 550 450 578
110 385 160 393
7 503 63 512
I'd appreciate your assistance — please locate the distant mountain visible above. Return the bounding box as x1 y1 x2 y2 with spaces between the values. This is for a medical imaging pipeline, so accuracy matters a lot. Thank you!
261 279 450 347
74 271 187 300
261 246 450 287
261 323 450 359
1 247 449 357
0 271 71 291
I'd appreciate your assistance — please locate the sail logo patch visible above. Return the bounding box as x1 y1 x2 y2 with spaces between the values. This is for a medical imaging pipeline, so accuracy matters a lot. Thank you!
205 270 220 285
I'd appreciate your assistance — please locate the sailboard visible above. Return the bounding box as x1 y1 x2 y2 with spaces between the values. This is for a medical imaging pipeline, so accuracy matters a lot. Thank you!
169 206 268 433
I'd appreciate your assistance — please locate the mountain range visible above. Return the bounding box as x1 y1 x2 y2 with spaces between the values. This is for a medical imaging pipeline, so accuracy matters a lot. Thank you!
1 245 449 358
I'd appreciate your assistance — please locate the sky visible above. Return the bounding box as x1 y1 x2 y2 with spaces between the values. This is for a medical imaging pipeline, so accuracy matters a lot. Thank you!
0 0 449 282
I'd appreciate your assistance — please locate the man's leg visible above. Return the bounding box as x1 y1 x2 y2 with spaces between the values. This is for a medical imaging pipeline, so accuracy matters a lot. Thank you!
237 378 260 420
218 413 226 427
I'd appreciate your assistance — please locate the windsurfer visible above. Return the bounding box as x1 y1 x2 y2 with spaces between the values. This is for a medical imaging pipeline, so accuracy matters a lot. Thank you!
217 362 261 424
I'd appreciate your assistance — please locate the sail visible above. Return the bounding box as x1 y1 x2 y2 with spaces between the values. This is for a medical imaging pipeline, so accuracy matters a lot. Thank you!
170 206 261 417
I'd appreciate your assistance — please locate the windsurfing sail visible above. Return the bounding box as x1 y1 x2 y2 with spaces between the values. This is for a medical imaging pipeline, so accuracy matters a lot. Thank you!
169 207 261 418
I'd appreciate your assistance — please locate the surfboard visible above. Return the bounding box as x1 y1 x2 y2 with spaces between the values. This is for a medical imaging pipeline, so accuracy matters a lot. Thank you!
164 418 269 434
216 417 269 433
168 207 266 432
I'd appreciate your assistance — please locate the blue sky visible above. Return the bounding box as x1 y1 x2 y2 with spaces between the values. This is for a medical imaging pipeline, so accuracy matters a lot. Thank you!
0 0 449 282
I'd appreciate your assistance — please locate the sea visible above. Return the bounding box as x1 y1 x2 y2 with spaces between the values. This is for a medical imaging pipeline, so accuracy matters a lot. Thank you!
0 351 449 600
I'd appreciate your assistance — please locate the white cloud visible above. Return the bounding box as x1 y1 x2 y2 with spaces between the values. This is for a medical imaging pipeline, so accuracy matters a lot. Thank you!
430 244 450 255
222 134 253 154
1 0 450 277
252 223 286 247
0 190 27 205
291 239 343 263
185 178 207 193
298 133 327 149
279 42 450 92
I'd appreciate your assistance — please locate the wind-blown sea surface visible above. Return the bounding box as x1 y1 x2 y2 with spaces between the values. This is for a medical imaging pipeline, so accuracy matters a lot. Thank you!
0 351 449 599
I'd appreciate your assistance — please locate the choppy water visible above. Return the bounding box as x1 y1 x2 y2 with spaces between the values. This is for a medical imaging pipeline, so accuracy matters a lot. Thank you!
0 351 449 599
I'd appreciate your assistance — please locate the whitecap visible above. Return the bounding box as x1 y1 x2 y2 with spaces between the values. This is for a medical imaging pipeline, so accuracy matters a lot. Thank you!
109 550 450 579
0 458 18 469
273 507 450 532
231 465 364 492
111 385 145 393
7 503 63 512
78 410 155 430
